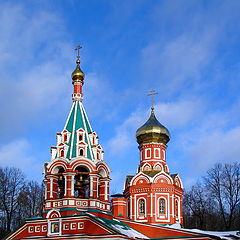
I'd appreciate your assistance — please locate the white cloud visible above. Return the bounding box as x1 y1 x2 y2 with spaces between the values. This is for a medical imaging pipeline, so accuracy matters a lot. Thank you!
188 127 240 168
0 3 73 138
154 97 203 129
107 109 144 155
107 97 202 156
0 139 42 181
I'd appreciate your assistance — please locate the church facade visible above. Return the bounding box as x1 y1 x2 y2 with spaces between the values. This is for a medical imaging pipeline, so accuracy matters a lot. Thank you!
5 51 211 240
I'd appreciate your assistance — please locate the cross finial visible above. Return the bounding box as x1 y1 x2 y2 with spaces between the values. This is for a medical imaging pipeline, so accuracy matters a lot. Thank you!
147 89 158 111
75 45 82 61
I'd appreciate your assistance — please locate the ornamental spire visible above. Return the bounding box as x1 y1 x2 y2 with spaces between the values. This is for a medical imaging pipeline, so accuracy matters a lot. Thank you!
72 45 85 102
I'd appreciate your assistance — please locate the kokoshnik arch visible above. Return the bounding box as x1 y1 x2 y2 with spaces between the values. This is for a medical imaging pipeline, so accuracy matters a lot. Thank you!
5 48 212 240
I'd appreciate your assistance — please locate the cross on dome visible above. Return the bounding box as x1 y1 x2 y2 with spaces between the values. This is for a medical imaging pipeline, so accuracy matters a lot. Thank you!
147 89 158 111
75 45 82 61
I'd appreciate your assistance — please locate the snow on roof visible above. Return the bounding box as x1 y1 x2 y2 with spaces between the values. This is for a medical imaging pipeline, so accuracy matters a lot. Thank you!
86 213 149 239
165 223 240 240
188 230 240 240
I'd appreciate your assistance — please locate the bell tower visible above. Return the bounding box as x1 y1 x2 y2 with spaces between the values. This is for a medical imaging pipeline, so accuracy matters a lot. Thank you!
43 47 111 217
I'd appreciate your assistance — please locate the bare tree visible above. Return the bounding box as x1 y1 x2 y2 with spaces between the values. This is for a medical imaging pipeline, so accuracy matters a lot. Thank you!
0 167 25 232
184 162 240 231
184 182 216 229
0 167 44 238
25 181 44 217
205 162 240 230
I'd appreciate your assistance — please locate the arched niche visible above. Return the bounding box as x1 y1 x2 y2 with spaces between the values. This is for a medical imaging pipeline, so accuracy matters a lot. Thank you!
98 168 107 178
56 166 65 199
74 166 90 198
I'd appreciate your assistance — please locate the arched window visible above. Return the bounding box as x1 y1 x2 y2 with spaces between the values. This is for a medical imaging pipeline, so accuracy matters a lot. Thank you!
159 198 165 214
60 149 64 158
139 199 145 215
79 149 84 156
97 152 100 160
74 166 90 198
64 134 67 142
146 149 151 158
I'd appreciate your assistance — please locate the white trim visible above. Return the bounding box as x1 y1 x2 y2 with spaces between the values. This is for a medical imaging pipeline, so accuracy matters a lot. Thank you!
162 149 166 160
90 175 94 197
145 148 151 159
80 102 94 160
104 181 108 200
64 176 67 197
50 178 53 198
71 175 74 197
154 148 160 159
82 103 93 132
142 162 151 171
134 193 148 221
150 193 153 217
69 102 77 158
155 193 170 222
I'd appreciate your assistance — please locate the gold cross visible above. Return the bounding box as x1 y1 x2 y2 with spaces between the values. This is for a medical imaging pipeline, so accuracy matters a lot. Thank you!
147 89 158 110
75 45 82 60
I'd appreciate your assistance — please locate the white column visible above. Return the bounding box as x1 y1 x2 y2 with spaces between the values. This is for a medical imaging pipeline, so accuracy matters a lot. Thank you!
104 181 108 201
50 177 53 198
71 175 75 197
90 175 93 197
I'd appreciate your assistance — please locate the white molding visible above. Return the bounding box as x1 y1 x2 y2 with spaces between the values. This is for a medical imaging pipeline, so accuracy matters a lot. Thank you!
69 102 78 158
155 193 170 222
80 102 94 160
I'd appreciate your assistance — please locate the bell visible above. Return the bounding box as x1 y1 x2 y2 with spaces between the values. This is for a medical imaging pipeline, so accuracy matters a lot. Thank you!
59 175 63 181
75 180 83 190
79 175 83 182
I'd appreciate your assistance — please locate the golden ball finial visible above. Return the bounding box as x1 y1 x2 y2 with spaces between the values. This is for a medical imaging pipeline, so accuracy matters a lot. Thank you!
71 60 85 81
136 108 170 145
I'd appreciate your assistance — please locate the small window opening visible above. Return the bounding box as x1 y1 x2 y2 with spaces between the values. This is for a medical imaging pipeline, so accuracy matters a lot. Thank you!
79 135 83 141
159 199 165 214
79 149 84 156
139 199 145 215
146 149 151 158
60 149 64 157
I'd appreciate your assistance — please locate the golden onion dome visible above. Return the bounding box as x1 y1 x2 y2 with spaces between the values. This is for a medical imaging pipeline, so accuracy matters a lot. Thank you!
136 108 170 145
71 59 85 81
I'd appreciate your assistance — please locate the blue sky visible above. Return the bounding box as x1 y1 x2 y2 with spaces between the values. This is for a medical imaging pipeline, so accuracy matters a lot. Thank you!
1 0 240 192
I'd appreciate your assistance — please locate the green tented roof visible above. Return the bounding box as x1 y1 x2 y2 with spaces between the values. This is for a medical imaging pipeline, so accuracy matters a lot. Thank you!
64 101 94 160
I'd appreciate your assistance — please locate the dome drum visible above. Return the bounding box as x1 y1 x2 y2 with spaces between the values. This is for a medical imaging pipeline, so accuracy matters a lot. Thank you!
137 132 170 145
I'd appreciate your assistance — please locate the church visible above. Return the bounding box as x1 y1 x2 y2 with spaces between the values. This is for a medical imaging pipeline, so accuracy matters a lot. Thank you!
5 49 212 240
